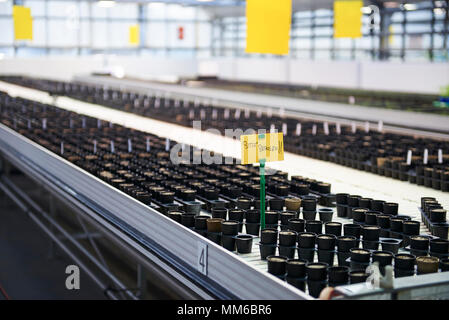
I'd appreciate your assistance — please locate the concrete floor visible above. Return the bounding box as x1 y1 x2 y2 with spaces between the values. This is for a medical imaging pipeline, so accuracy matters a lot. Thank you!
0 188 107 300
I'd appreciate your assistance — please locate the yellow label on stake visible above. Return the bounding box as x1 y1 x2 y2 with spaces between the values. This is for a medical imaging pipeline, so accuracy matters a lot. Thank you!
241 133 284 165
13 6 33 40
129 24 140 45
245 0 292 55
334 0 363 39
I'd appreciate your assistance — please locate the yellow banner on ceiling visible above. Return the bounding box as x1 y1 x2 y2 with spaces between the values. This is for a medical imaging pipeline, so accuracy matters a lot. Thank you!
241 132 284 165
334 0 363 38
13 5 33 40
245 0 292 55
129 24 140 45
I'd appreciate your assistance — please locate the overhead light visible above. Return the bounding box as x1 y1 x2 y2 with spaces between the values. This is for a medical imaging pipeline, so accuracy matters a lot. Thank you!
360 6 372 14
403 3 417 11
97 1 115 8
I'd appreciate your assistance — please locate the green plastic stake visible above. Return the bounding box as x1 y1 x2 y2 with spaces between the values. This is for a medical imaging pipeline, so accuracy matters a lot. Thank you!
259 158 266 230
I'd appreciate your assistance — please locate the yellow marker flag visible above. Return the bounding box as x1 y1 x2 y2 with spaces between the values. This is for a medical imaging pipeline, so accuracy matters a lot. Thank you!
334 0 363 38
241 133 284 165
245 0 292 55
129 24 140 45
13 6 33 40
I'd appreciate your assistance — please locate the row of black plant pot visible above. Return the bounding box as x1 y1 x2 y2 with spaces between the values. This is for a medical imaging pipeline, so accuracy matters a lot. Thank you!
420 197 449 239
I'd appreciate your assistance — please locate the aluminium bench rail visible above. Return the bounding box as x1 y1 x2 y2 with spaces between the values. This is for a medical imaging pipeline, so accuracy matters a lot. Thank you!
0 122 311 300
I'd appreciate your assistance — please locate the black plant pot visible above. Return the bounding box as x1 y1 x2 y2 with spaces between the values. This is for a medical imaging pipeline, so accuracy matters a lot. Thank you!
403 221 420 236
288 218 305 233
371 199 385 212
328 266 349 284
394 253 416 270
317 234 337 251
362 240 379 250
344 224 361 239
325 222 342 237
212 207 228 220
362 225 381 241
259 243 277 260
440 258 449 271
430 208 447 223
306 220 323 235
297 248 315 262
383 202 398 215
168 211 183 223
245 223 260 236
235 235 253 254
337 252 351 267
365 211 379 226
302 198 317 211
348 195 361 207
267 255 288 276
260 228 278 244
349 270 369 284
286 277 306 291
194 215 209 230
432 223 449 240
302 210 317 221
265 211 279 224
298 232 316 248
318 208 334 223
180 213 196 228
229 209 245 222
222 235 236 251
269 198 284 211
279 230 298 247
286 259 307 278
337 204 348 218
280 211 297 225
372 251 393 267
430 239 449 253
318 250 335 266
336 193 349 205
410 235 430 251
221 220 240 236
394 268 415 278
337 236 358 252
279 245 296 259
245 209 260 223
381 239 401 254
306 262 329 281
307 280 327 298
352 208 367 223
207 231 222 245
376 214 391 229
350 248 371 263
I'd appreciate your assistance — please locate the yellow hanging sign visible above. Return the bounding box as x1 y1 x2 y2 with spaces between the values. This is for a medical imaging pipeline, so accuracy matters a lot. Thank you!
241 132 284 165
245 0 292 55
13 5 33 40
129 24 140 45
334 0 363 38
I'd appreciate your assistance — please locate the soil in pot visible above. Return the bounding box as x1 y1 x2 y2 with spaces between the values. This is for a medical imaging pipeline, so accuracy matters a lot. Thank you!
267 255 288 276
344 224 361 239
279 230 298 247
325 222 342 237
235 235 254 254
306 262 329 281
318 208 334 223
207 218 224 233
416 256 440 274
306 220 323 234
286 259 307 278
